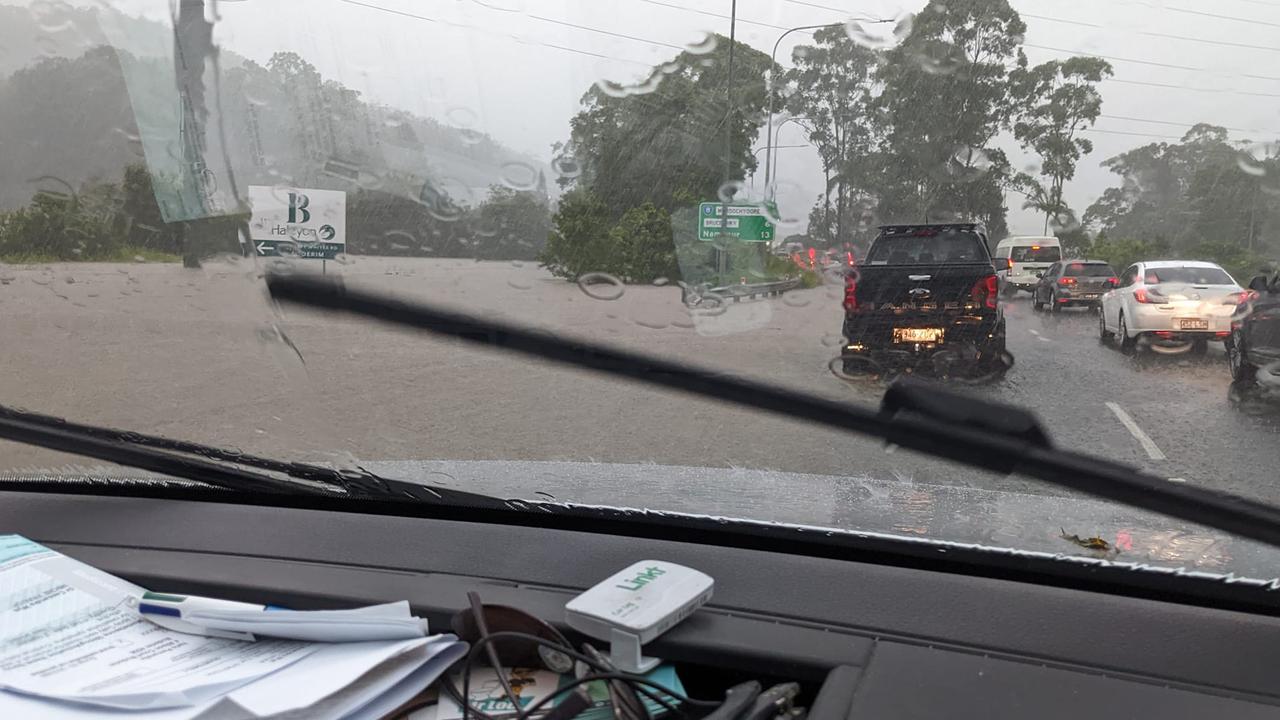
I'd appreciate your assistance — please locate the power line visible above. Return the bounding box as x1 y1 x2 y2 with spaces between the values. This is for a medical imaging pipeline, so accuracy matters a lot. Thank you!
1162 5 1280 28
634 0 803 33
1023 43 1210 73
526 13 686 51
1020 12 1101 28
1140 29 1280 54
336 0 651 65
1100 113 1280 136
1105 76 1280 99
1025 11 1280 54
781 0 858 14
1083 127 1184 140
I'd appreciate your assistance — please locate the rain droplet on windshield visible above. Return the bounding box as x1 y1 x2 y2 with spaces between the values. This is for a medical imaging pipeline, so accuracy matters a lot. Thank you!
500 161 539 191
912 40 963 76
717 180 744 203
936 145 993 183
551 153 582 179
684 32 718 55
845 14 914 50
577 272 625 301
1236 142 1277 178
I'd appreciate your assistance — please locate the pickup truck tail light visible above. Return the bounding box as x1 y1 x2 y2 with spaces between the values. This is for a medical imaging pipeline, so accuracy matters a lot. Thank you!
970 274 999 309
843 273 858 312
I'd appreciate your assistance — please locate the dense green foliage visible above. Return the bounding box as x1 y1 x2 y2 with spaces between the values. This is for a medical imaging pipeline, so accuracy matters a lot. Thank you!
1084 124 1279 279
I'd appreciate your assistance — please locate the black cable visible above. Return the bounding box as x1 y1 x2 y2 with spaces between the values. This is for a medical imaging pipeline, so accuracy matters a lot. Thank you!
454 631 717 720
511 674 696 720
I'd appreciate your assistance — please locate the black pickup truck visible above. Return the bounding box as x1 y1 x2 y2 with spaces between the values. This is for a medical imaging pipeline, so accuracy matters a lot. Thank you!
841 223 1007 372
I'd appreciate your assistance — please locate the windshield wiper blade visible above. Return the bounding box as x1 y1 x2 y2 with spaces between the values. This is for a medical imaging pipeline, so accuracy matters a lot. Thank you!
266 273 1280 550
0 404 500 506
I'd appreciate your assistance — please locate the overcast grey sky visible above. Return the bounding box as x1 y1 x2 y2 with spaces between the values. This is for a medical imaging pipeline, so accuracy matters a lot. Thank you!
79 0 1280 235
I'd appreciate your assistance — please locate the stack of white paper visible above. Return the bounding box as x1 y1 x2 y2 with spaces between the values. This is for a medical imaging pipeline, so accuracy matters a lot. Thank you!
0 535 466 719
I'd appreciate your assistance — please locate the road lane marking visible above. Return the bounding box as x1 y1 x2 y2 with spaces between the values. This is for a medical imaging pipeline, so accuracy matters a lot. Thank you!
1028 329 1041 336
1168 477 1187 483
1105 402 1167 461
1038 336 1051 343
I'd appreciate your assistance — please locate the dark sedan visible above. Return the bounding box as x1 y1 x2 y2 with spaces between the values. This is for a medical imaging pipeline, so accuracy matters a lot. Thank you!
1228 271 1280 387
1033 260 1117 312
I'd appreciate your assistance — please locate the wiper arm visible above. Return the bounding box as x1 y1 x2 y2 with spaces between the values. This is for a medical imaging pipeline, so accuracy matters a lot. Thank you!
267 273 1280 550
0 405 501 506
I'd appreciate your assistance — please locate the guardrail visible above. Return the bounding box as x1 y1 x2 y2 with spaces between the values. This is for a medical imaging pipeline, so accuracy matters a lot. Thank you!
680 278 802 307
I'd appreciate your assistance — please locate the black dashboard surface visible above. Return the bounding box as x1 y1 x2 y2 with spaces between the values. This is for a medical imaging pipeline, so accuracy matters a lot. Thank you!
4 491 1280 718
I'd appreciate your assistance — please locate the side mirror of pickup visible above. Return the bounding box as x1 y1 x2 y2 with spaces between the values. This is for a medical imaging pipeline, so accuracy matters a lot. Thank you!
993 258 1011 272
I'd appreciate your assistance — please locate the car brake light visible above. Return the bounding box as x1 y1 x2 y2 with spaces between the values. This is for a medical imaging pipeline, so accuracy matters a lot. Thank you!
1226 290 1260 305
1058 277 1076 286
970 274 998 309
1107 277 1118 287
1134 287 1164 304
843 273 858 312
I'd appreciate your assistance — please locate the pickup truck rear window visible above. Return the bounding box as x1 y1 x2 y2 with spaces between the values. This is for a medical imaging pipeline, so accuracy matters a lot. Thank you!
1010 246 1062 262
866 229 986 265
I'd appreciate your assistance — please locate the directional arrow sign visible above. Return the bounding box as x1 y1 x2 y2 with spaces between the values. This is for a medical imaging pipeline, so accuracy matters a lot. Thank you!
248 186 346 260
697 202 776 243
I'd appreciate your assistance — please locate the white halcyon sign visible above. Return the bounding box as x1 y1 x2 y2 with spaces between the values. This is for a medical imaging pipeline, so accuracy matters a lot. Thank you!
248 186 346 259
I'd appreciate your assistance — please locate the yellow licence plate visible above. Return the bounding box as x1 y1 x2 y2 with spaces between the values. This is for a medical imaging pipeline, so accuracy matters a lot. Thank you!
894 327 944 344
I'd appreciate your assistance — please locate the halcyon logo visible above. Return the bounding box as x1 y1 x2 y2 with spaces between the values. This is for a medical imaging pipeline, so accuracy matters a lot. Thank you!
287 192 311 224
615 565 666 591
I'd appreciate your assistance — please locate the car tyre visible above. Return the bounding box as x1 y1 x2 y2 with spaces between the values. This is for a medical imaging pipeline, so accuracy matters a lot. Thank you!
1098 309 1114 342
1228 331 1257 384
1118 312 1137 354
1048 289 1059 313
1032 291 1044 311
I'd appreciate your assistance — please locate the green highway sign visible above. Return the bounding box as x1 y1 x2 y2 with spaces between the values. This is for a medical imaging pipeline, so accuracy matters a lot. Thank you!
698 202 776 243
253 239 344 259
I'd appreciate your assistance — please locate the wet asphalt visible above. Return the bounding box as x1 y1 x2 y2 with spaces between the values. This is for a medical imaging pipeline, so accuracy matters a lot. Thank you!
0 257 1277 508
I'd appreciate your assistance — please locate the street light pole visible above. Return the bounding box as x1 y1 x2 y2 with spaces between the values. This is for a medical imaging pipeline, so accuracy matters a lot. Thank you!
763 23 836 191
763 17 890 192
719 0 738 286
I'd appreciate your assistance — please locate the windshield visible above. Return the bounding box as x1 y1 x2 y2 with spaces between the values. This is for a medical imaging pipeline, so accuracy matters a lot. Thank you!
1145 266 1235 285
866 229 985 264
1064 263 1113 277
1010 246 1062 263
2 0 1280 582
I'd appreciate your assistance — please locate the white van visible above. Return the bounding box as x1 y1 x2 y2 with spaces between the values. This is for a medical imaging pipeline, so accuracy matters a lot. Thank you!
993 236 1062 295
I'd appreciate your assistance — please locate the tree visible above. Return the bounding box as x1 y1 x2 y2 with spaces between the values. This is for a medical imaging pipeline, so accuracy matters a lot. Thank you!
785 26 878 247
471 185 552 261
561 34 778 218
1011 57 1112 233
540 191 614 280
870 0 1027 232
608 203 679 283
1084 124 1279 257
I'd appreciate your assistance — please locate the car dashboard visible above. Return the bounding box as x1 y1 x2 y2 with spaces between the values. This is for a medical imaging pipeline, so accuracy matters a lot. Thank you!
3 490 1280 719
